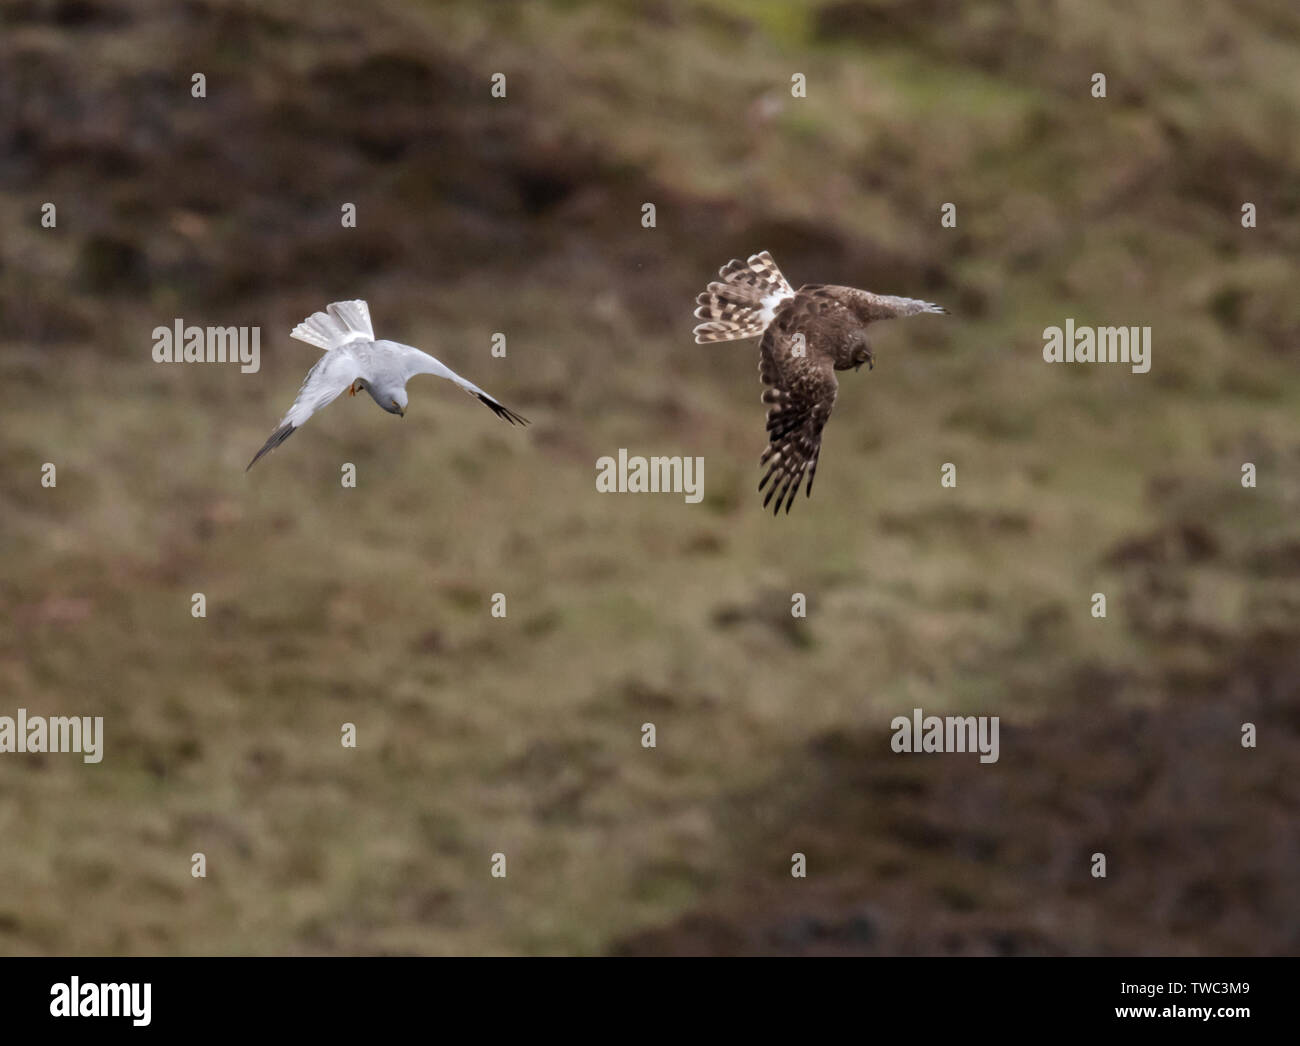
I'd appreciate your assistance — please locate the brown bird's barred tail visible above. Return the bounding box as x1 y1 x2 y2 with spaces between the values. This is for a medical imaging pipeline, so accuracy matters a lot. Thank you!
692 250 795 344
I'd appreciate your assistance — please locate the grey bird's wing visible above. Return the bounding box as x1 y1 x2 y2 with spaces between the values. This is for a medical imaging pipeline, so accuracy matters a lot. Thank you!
247 347 366 470
397 345 528 425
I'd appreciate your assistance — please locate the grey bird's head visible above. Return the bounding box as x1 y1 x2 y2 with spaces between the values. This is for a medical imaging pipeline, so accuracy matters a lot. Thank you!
365 381 407 416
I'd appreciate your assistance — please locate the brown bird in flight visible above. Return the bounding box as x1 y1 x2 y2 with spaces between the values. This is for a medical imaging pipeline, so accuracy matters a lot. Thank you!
693 251 945 514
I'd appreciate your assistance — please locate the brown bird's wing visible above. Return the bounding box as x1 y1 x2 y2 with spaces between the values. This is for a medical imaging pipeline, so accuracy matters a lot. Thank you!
756 308 839 514
806 284 946 321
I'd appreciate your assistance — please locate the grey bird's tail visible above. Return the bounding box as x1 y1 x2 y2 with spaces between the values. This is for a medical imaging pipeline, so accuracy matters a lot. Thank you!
693 251 795 344
290 299 375 351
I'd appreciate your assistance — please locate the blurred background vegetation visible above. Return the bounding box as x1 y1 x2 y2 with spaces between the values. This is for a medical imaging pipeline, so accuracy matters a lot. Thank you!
1 0 1298 954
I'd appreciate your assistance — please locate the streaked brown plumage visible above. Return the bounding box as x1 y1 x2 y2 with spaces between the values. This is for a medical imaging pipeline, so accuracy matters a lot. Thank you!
694 252 945 514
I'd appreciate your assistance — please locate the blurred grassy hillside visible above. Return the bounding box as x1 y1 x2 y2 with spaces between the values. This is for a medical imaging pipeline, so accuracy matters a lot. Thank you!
1 0 1298 954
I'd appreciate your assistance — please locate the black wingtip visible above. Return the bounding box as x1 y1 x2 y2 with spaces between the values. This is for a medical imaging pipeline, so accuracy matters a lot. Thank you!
246 423 296 471
477 393 529 426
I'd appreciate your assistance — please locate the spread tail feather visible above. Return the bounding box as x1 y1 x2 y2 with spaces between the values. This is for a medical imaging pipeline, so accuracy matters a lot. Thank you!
291 299 375 351
693 251 795 343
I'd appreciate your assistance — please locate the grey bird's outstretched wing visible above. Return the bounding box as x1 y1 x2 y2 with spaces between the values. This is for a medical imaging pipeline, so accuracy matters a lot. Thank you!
247 348 365 470
396 345 528 426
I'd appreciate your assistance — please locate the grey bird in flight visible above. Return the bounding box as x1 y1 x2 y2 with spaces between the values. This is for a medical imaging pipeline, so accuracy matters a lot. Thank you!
693 251 945 514
248 300 526 470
